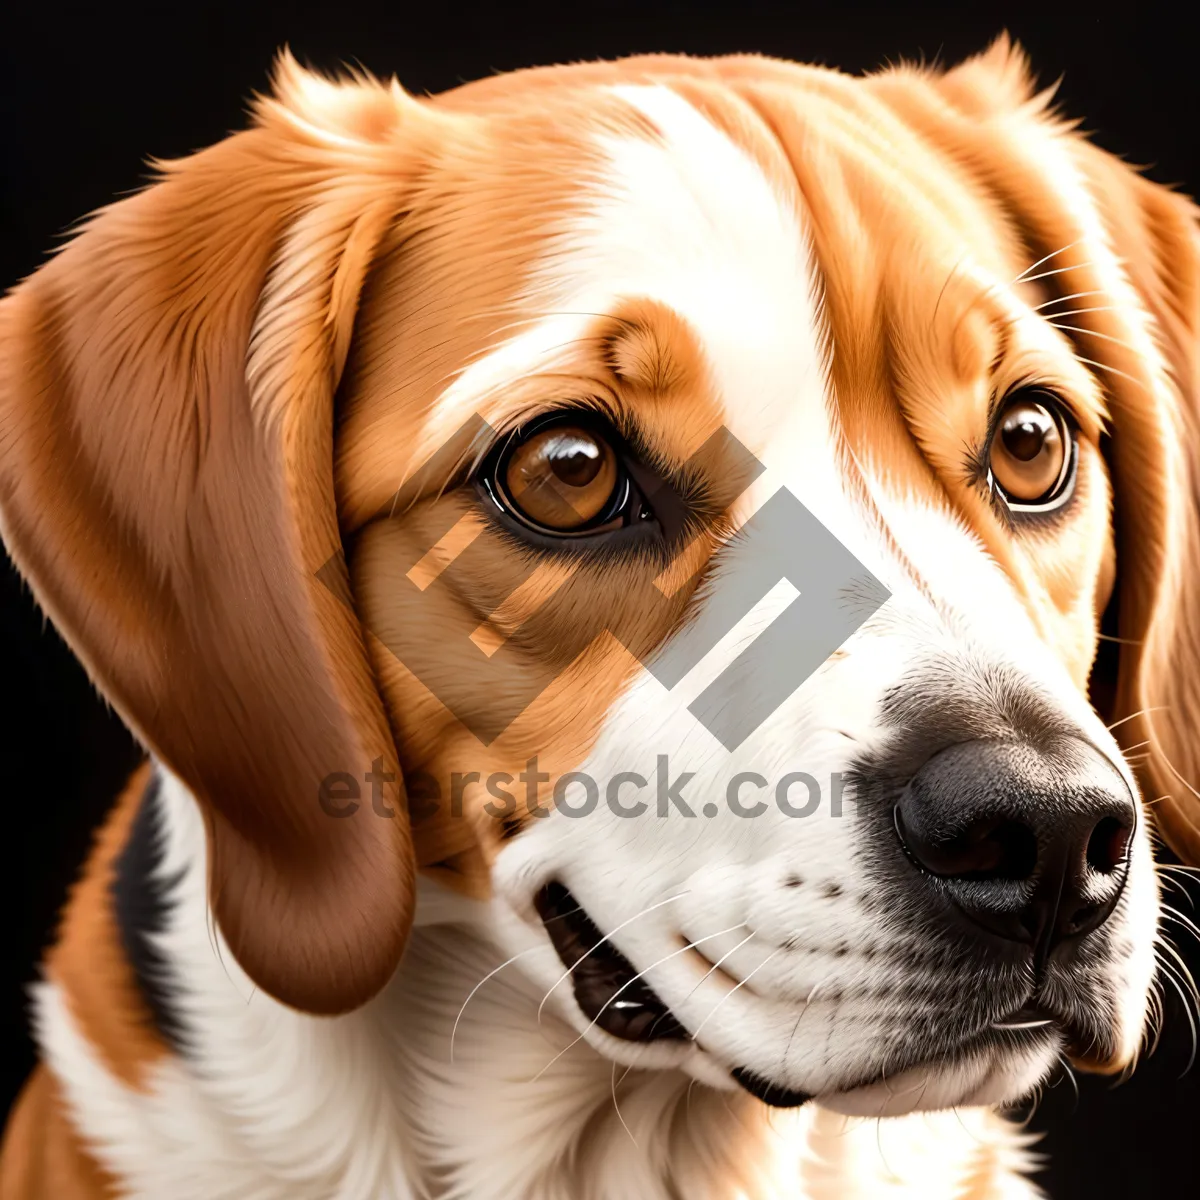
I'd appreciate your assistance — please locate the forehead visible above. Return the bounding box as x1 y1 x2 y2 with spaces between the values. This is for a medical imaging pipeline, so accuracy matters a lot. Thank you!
336 65 1069 526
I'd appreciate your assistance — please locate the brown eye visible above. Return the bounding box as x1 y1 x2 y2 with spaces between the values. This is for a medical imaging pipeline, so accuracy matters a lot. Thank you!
501 425 621 531
988 392 1074 509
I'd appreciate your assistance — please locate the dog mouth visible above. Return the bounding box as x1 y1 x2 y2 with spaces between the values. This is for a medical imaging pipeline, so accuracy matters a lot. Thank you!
534 884 1088 1109
534 884 813 1105
534 883 687 1042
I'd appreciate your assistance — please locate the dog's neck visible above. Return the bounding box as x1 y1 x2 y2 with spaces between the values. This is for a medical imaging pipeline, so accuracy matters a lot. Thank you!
34 771 1037 1199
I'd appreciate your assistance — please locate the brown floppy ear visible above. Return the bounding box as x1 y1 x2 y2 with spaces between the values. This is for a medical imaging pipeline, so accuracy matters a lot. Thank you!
0 55 438 1013
1064 148 1200 864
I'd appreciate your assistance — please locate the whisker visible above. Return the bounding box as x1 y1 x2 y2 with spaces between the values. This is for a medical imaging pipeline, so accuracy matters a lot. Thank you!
1010 239 1085 284
1143 975 1165 1059
451 945 544 1064
932 255 967 326
529 922 745 1083
1019 262 1101 286
612 1060 638 1148
1157 870 1200 912
1037 305 1122 320
1157 938 1200 1008
690 948 783 1043
1160 906 1200 949
678 931 756 1004
1072 354 1148 390
1160 863 1200 877
781 964 861 1075
1046 323 1144 356
1145 730 1200 805
1055 1053 1080 1110
1155 955 1198 1077
1108 706 1168 733
1033 290 1112 311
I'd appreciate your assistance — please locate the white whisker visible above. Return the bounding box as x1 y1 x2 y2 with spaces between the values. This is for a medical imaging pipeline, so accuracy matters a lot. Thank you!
678 931 756 1004
1155 954 1198 1076
1055 1054 1080 1107
1018 262 1100 286
451 945 544 1064
1010 239 1085 284
690 948 783 1043
1046 323 1144 356
611 1060 638 1148
1032 289 1112 310
1036 305 1121 320
1108 705 1168 732
1072 354 1147 390
1157 938 1200 1007
1161 906 1200 948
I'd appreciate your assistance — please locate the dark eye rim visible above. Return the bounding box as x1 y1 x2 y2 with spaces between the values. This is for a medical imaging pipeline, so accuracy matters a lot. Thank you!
476 409 656 542
985 387 1079 516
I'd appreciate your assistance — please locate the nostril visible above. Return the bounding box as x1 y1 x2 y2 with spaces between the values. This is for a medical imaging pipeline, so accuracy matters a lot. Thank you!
1086 815 1131 875
895 807 1038 882
975 818 1039 881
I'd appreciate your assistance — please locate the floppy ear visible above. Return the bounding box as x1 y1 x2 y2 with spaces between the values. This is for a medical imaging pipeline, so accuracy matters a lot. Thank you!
0 55 437 1013
1072 154 1200 865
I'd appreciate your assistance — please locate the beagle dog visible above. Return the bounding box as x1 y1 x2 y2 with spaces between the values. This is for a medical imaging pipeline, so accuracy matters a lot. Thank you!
1 36 1198 1200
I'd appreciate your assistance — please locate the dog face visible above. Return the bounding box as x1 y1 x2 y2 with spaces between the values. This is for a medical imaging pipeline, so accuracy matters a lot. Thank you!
2 41 1197 1115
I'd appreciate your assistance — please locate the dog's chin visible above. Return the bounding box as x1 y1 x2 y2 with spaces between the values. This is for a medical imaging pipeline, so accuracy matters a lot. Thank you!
816 1041 1058 1118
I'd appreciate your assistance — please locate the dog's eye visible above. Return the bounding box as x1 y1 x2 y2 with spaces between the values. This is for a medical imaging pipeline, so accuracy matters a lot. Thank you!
481 416 646 537
503 425 618 530
987 390 1076 511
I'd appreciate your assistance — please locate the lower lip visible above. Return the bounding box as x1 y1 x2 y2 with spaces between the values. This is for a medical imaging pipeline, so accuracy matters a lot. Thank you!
730 1067 813 1108
535 886 1068 1106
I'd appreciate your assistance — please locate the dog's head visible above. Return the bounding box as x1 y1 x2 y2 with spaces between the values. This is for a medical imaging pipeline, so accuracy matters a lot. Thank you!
2 39 1197 1114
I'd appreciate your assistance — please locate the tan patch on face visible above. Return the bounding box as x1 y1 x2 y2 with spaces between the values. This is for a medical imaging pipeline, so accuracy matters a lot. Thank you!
44 763 168 1091
342 239 741 882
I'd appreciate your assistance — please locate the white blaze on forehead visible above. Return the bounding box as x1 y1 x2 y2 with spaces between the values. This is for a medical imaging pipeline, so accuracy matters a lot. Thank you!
547 83 843 515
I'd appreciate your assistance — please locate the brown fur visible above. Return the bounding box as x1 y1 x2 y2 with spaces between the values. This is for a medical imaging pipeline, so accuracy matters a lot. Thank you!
43 764 169 1088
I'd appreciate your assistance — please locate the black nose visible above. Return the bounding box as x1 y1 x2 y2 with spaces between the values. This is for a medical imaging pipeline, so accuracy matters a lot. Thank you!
894 738 1134 956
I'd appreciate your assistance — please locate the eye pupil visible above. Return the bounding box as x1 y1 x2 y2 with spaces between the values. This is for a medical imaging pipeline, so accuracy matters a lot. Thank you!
1000 407 1052 462
547 435 604 488
987 392 1073 509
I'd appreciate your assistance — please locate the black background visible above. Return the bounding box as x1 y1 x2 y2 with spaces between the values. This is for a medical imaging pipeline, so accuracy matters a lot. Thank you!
2 4 1198 1197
